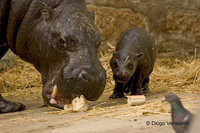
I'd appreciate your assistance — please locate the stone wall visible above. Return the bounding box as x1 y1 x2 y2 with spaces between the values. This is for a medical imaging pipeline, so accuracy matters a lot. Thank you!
86 0 200 57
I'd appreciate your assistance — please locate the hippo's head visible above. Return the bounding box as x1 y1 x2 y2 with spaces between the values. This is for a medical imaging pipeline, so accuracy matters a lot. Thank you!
110 50 144 83
28 2 106 109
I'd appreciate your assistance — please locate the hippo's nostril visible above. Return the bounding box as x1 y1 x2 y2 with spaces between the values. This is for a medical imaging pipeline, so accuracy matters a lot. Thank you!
114 72 119 77
82 73 87 80
121 73 125 77
79 70 88 81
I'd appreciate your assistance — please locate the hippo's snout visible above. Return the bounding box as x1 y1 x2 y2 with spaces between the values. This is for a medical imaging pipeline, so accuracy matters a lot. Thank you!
42 61 106 109
57 64 106 101
113 71 130 83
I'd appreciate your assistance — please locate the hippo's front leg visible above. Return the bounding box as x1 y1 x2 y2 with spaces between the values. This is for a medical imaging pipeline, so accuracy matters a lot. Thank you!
131 67 150 96
142 77 150 94
130 72 145 96
0 94 25 113
0 43 9 59
125 76 136 93
109 82 125 99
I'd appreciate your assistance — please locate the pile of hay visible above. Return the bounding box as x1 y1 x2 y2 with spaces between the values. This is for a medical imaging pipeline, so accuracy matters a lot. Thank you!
0 59 41 92
150 58 200 94
0 44 199 119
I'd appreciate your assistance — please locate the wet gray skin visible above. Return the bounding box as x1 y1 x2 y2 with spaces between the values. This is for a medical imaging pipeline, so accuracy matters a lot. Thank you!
109 27 156 99
0 0 106 112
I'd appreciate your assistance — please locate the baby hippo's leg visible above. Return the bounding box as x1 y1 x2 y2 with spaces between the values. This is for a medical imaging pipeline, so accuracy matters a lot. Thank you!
0 43 9 59
142 77 150 95
130 75 144 95
109 82 125 99
124 76 135 93
124 83 130 93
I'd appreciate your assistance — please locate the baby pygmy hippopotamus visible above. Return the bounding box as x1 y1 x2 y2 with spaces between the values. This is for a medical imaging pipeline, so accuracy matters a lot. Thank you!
109 27 157 99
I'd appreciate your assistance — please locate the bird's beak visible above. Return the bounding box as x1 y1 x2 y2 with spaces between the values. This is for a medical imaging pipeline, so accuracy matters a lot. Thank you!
162 98 166 103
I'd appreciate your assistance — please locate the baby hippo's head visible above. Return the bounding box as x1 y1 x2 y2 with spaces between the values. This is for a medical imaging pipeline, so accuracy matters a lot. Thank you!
110 51 144 83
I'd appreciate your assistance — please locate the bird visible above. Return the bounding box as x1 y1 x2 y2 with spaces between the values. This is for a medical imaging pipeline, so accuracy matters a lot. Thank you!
163 93 193 133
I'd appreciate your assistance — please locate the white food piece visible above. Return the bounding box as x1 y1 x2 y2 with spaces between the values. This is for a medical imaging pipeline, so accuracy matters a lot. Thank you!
63 95 88 112
63 104 73 112
127 95 146 106
72 95 88 112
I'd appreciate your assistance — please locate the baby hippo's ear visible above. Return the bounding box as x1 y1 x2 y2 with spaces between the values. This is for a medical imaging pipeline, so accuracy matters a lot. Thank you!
136 52 144 60
90 10 95 21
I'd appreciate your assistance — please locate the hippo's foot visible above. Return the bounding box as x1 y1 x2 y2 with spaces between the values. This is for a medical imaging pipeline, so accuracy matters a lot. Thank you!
0 100 25 113
124 87 130 93
131 88 145 95
109 92 124 99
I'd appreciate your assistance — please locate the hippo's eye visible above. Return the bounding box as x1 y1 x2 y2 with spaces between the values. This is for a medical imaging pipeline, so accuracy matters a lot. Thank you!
57 38 67 50
59 38 65 44
54 35 78 53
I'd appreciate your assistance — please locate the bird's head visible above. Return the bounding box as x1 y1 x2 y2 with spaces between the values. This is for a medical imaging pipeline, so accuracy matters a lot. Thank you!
162 92 180 103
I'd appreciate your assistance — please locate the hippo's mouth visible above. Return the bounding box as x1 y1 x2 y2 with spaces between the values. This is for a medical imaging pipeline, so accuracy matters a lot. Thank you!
113 74 130 83
49 85 71 108
115 79 127 83
114 77 128 83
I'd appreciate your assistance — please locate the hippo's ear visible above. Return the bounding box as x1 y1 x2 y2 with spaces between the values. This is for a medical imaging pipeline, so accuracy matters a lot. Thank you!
90 10 95 21
41 3 53 21
136 52 144 60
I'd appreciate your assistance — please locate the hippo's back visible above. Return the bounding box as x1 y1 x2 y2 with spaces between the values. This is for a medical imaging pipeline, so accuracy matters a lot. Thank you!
134 28 156 65
116 27 156 66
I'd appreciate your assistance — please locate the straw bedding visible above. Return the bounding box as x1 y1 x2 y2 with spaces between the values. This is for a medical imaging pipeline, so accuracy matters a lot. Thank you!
0 44 199 119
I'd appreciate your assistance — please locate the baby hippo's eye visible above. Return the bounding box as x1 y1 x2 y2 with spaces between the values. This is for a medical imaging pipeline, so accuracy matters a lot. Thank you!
129 63 134 68
113 61 117 67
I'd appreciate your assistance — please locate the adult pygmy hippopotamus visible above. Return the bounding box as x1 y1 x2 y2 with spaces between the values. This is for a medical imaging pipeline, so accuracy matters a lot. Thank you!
0 0 106 113
109 27 156 99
